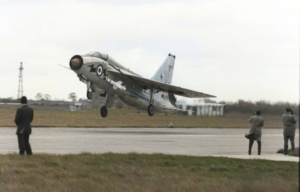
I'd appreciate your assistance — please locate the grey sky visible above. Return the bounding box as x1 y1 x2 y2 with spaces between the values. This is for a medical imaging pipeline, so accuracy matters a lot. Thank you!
0 0 298 102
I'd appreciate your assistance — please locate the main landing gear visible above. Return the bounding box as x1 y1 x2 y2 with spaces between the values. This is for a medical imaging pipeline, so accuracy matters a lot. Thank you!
100 106 108 118
100 92 109 118
147 87 155 116
147 104 154 116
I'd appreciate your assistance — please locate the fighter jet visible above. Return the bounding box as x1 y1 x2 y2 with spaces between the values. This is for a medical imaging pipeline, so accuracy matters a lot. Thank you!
69 51 215 117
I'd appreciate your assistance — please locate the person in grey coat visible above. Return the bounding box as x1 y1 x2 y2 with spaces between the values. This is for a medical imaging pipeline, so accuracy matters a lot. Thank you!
248 110 264 155
282 108 297 155
14 96 34 155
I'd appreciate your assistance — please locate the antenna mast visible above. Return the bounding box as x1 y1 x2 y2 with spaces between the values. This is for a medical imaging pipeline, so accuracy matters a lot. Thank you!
18 62 24 98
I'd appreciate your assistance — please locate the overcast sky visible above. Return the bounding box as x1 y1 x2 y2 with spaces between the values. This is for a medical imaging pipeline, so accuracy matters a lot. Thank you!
0 0 298 103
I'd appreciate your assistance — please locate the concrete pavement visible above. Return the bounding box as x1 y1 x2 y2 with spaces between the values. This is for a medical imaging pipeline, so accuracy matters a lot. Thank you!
0 128 298 162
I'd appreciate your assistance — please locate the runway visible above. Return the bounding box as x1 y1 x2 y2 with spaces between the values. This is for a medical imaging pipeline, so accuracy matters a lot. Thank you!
0 128 298 162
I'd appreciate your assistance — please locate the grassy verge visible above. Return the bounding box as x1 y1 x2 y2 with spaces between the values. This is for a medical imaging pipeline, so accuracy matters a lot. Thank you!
0 105 286 128
0 153 298 192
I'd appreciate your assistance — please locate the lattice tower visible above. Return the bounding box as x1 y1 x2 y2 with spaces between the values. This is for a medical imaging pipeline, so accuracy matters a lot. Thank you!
18 62 24 98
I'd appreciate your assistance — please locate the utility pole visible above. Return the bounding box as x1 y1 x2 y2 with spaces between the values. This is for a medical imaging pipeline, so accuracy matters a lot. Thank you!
18 62 24 98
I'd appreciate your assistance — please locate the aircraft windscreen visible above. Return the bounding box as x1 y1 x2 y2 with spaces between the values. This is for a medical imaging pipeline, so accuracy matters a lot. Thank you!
91 52 102 58
85 52 108 61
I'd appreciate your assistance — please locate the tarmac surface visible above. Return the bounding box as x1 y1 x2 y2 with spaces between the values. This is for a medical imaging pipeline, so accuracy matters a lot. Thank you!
0 127 298 162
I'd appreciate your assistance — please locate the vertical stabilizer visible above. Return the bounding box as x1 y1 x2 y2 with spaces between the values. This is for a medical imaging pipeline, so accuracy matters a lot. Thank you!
151 53 175 84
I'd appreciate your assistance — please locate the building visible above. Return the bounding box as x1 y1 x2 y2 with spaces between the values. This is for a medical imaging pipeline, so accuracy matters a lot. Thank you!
176 98 225 116
69 100 92 111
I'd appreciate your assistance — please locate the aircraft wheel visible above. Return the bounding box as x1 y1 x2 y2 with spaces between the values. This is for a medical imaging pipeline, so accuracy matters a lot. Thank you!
147 104 155 116
87 91 92 100
100 106 108 118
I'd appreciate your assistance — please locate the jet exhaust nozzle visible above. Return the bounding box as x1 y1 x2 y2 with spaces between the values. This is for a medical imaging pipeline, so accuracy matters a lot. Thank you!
70 55 83 70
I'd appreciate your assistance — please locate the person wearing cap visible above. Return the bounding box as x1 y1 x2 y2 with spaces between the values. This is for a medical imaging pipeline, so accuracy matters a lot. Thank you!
248 110 264 155
282 108 297 155
14 96 34 155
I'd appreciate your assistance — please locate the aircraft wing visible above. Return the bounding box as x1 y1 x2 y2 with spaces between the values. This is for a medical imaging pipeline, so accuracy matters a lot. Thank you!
106 68 215 98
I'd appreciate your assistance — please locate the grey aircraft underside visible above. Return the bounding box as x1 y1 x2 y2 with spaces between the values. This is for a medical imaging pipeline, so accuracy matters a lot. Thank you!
69 51 215 117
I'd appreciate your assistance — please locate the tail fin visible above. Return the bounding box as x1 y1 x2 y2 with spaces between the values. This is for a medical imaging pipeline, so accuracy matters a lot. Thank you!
151 53 175 84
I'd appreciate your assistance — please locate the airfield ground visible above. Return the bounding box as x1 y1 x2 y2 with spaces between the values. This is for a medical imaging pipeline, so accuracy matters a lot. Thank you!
0 153 298 192
0 105 290 128
1 105 298 191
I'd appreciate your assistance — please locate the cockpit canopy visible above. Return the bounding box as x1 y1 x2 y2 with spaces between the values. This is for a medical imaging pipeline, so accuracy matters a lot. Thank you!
84 51 108 61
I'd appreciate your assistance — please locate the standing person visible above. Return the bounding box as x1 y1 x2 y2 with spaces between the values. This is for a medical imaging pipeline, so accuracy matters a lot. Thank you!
248 110 264 155
282 108 297 155
14 96 34 155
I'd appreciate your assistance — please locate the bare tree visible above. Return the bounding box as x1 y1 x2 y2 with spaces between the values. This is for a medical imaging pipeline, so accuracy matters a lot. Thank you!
44 94 51 101
35 93 43 101
68 92 77 102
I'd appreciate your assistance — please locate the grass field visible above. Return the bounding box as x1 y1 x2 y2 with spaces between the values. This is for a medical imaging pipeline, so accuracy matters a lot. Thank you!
0 153 297 192
0 105 287 128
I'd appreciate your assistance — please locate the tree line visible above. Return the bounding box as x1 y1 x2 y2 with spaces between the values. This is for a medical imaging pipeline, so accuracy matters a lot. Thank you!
0 92 78 103
35 92 78 102
0 96 298 115
218 100 299 115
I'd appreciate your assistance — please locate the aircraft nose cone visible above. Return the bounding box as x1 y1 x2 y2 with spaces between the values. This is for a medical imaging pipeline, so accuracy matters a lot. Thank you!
69 56 83 70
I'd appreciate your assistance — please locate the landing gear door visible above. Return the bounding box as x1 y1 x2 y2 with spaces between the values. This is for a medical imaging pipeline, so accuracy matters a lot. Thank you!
93 90 106 99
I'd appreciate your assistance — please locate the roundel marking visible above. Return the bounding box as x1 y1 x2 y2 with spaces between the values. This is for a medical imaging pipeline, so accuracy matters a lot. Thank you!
96 65 103 76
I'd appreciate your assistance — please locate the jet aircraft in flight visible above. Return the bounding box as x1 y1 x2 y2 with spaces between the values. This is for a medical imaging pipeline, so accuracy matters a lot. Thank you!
69 52 215 117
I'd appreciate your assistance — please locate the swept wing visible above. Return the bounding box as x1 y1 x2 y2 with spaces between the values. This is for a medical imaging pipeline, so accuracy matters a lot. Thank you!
106 67 215 98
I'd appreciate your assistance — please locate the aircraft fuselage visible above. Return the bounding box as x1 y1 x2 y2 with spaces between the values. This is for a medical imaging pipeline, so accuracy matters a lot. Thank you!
70 52 176 116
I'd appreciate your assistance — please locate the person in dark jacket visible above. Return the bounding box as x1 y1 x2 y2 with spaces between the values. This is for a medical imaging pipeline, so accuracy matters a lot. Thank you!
248 110 264 155
282 108 297 155
14 96 34 155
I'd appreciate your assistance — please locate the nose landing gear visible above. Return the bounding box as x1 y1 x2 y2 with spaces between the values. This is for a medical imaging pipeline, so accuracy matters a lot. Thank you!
86 81 95 100
87 91 92 100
